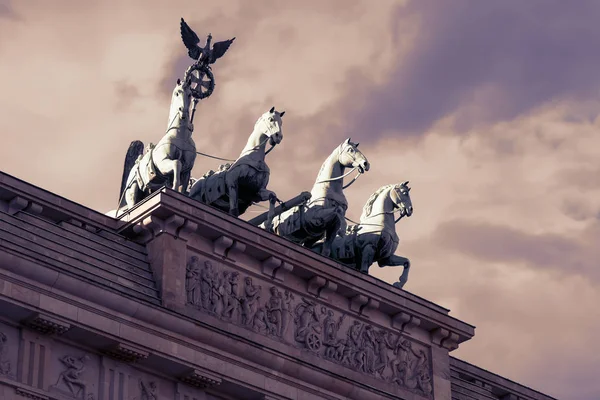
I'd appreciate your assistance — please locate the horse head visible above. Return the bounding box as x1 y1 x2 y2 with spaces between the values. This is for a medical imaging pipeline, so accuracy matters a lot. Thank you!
338 138 370 173
254 106 285 147
167 78 194 125
391 181 413 218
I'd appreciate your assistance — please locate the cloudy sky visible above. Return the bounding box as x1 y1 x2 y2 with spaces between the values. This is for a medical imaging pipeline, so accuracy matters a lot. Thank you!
1 1 598 398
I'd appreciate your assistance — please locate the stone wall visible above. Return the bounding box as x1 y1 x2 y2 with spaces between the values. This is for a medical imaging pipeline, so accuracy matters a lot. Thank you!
0 321 220 400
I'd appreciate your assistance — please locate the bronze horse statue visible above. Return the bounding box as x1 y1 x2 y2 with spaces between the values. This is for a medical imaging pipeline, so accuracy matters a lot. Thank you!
314 182 413 289
267 139 370 257
188 107 284 224
118 69 197 211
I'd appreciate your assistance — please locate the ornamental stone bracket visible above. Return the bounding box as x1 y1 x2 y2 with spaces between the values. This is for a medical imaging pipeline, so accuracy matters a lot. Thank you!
348 294 379 319
306 275 337 299
179 368 222 389
431 328 460 351
392 312 421 333
261 257 293 282
213 235 246 260
21 312 71 336
7 196 43 216
132 214 198 244
102 342 150 363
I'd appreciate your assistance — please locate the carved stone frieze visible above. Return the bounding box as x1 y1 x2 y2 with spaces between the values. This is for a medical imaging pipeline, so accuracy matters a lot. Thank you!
185 256 433 397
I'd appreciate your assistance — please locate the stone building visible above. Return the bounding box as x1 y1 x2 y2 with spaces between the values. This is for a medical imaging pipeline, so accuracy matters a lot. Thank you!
0 170 557 400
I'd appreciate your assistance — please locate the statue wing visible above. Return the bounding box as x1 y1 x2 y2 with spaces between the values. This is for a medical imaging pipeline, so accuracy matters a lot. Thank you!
209 37 236 64
119 140 144 206
180 18 202 60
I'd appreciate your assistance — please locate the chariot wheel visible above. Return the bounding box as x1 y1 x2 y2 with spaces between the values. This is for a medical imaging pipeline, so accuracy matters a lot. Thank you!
186 62 215 99
305 332 321 352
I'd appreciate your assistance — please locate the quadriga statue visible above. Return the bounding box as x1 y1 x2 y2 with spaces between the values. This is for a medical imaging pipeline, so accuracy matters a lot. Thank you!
118 70 198 211
266 138 370 257
314 182 414 289
188 107 284 224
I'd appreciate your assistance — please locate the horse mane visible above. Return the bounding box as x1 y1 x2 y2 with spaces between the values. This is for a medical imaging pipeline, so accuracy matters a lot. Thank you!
363 184 396 217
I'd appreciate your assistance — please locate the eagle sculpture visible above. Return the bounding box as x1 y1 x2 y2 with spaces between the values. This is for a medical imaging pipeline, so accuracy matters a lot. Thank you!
180 18 235 64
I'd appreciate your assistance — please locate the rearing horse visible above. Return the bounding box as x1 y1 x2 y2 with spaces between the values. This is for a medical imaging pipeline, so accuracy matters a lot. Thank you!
188 107 284 220
119 71 197 210
322 182 414 288
269 138 370 257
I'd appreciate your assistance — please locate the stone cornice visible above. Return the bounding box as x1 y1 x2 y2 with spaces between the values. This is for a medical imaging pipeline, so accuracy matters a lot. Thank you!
0 171 120 231
450 357 559 400
118 188 475 345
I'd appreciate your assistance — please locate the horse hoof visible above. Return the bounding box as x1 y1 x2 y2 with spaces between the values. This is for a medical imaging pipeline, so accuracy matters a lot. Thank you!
393 281 405 289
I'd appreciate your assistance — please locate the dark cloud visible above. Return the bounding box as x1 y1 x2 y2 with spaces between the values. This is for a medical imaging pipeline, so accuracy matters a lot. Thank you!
113 81 141 111
346 0 600 140
0 0 16 19
431 219 600 282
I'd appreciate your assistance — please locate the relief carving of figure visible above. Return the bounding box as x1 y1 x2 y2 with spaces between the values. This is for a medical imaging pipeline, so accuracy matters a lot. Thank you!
265 287 283 337
0 332 10 375
323 311 346 360
294 299 325 352
240 277 261 326
281 290 294 338
251 308 269 334
361 325 377 374
222 272 241 321
139 380 158 400
212 271 228 316
52 355 90 398
185 256 202 305
200 260 215 310
372 330 392 379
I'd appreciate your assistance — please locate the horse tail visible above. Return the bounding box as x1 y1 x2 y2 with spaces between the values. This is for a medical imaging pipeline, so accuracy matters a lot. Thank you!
119 140 145 203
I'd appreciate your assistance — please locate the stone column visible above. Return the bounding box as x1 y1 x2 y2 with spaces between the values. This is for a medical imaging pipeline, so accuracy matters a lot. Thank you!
430 328 459 400
136 215 198 311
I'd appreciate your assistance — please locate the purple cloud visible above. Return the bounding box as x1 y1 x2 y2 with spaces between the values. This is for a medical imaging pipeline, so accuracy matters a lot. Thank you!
431 218 600 282
347 0 600 140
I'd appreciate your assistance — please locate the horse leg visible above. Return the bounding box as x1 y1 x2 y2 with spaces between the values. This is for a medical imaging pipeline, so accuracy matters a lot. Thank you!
321 208 344 257
156 158 182 191
377 255 411 289
172 159 182 192
125 181 140 210
180 170 191 195
255 188 277 232
228 183 240 217
359 243 376 274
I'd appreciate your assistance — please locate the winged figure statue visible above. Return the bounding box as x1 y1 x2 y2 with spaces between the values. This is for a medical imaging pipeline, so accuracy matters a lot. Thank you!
180 18 236 64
